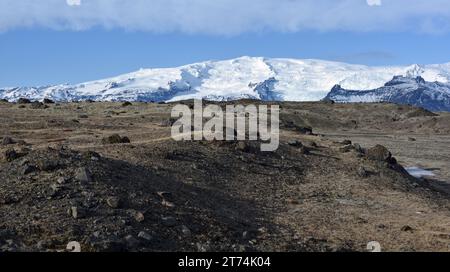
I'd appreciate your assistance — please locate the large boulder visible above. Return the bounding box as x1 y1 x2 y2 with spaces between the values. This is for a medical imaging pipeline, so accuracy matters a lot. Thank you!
1 149 19 162
366 145 392 162
102 134 131 144
1 137 16 145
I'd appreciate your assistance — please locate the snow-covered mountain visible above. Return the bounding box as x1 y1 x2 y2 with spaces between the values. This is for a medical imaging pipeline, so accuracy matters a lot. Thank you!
1 56 450 103
324 76 450 112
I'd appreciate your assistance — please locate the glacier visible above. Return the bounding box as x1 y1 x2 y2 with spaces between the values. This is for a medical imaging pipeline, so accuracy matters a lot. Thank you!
1 56 450 103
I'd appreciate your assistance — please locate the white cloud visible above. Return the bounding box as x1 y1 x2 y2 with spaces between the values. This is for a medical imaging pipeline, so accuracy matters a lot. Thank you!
0 0 449 34
66 0 81 6
367 0 382 6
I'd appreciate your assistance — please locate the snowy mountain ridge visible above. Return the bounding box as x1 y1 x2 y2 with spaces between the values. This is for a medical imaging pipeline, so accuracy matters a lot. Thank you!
324 76 450 112
1 56 450 103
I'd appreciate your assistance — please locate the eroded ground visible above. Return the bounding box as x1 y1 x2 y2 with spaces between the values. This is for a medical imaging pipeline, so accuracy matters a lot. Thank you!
0 100 449 252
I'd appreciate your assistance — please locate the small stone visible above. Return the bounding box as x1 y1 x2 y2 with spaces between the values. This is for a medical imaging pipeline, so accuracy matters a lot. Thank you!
37 160 59 172
180 225 192 237
122 101 133 107
352 143 364 153
297 126 313 135
357 166 369 178
82 151 101 160
2 137 15 145
341 140 352 145
134 211 145 223
408 137 417 142
288 140 303 147
124 235 140 249
401 225 414 232
161 216 177 227
162 199 175 208
57 177 68 184
50 183 62 193
137 231 152 241
339 145 353 153
106 197 121 209
2 149 19 162
69 206 86 219
16 140 27 146
75 167 93 183
22 165 37 175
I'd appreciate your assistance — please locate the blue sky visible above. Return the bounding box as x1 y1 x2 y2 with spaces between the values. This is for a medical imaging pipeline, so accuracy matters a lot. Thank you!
1 0 450 86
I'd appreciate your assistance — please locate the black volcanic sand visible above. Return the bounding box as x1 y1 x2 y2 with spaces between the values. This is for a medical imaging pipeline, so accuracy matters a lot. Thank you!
0 100 449 252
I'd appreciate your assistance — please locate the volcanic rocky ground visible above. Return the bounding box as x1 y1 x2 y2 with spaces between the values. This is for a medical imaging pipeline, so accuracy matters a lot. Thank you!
0 99 450 252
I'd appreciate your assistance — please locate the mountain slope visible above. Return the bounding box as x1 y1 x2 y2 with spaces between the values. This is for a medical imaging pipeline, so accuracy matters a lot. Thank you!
1 57 450 103
324 76 450 112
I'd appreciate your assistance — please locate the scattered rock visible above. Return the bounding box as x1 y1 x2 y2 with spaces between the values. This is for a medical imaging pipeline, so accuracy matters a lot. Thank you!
288 140 303 147
102 134 131 144
78 114 89 119
106 197 121 209
408 137 417 142
74 167 93 183
401 225 414 232
16 140 28 146
17 98 31 104
134 211 145 223
82 151 101 161
180 225 192 237
297 126 313 135
2 149 19 162
339 145 353 153
352 143 364 154
68 206 86 219
161 216 177 227
2 137 16 145
122 101 133 107
341 140 352 145
37 160 59 172
357 166 369 178
57 177 68 184
162 199 175 208
22 165 38 175
50 183 63 196
137 231 152 241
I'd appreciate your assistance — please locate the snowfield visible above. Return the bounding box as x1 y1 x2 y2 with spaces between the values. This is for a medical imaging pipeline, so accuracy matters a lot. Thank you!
1 56 450 102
